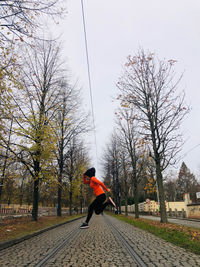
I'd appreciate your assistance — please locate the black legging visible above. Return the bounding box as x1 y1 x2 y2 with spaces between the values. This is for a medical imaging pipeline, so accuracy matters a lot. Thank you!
85 193 108 223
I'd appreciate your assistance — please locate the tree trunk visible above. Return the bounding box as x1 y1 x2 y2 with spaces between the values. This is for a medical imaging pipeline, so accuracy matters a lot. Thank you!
0 119 13 204
0 152 8 204
115 168 120 212
69 190 72 216
80 198 83 214
0 178 4 205
80 184 83 214
27 186 32 206
19 194 23 206
57 181 62 216
57 169 62 216
119 192 121 214
155 159 168 223
32 178 39 221
69 176 73 216
113 171 118 209
129 150 139 218
19 177 25 206
134 178 139 219
125 180 128 216
150 120 168 222
57 136 64 217
125 198 128 216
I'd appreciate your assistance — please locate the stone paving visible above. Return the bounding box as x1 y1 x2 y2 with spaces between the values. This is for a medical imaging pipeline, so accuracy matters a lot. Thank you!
0 214 200 266
0 218 80 266
45 215 137 267
107 215 200 267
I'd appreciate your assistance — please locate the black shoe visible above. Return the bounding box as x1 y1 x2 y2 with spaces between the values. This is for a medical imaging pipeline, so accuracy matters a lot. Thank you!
80 222 89 229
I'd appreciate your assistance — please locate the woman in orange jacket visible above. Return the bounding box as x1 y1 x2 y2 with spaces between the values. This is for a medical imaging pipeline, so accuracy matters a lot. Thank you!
80 167 116 229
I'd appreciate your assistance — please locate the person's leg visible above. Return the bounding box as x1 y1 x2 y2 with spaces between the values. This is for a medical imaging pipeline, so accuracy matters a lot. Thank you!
85 199 97 223
96 195 117 214
94 194 109 215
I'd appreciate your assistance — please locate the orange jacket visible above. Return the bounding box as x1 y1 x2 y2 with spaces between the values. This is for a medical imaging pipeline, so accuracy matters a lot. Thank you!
83 175 109 196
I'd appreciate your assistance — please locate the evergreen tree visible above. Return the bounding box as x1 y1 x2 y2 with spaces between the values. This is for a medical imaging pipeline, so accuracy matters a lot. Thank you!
176 162 198 201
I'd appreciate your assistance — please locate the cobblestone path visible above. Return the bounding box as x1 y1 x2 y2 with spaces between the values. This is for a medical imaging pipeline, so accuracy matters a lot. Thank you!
107 215 200 267
0 214 200 267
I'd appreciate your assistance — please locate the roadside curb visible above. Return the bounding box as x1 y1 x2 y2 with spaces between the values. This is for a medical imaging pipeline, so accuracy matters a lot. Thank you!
0 215 85 251
122 213 200 222
168 217 200 222
140 215 200 223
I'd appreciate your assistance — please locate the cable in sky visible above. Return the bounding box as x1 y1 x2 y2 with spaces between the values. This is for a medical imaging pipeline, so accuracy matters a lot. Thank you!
178 143 200 163
80 0 98 164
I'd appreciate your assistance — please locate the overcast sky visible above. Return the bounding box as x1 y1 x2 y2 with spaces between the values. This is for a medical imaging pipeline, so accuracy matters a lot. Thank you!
56 0 200 177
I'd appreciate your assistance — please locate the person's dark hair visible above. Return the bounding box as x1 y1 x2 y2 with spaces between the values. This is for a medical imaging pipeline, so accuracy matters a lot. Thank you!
84 167 95 178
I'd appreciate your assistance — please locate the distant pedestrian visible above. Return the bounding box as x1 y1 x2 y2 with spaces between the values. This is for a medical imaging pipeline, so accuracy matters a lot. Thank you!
80 167 117 229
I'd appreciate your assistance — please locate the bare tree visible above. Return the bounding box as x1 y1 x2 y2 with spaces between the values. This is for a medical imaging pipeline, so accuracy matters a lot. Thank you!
1 40 65 220
0 0 65 163
53 84 89 216
164 178 177 202
73 146 90 214
119 148 130 216
0 0 64 41
64 138 89 215
0 117 13 203
0 41 19 145
116 108 146 218
102 133 121 212
117 49 189 222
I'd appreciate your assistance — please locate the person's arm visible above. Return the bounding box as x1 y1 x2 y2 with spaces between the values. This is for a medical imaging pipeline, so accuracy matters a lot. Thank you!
91 177 110 192
83 174 90 184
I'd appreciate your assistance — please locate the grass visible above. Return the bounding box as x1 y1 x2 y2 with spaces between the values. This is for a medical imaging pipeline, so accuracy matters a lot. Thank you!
108 213 200 255
0 214 85 243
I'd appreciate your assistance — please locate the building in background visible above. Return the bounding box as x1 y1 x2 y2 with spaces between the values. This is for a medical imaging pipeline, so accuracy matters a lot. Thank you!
121 193 200 219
